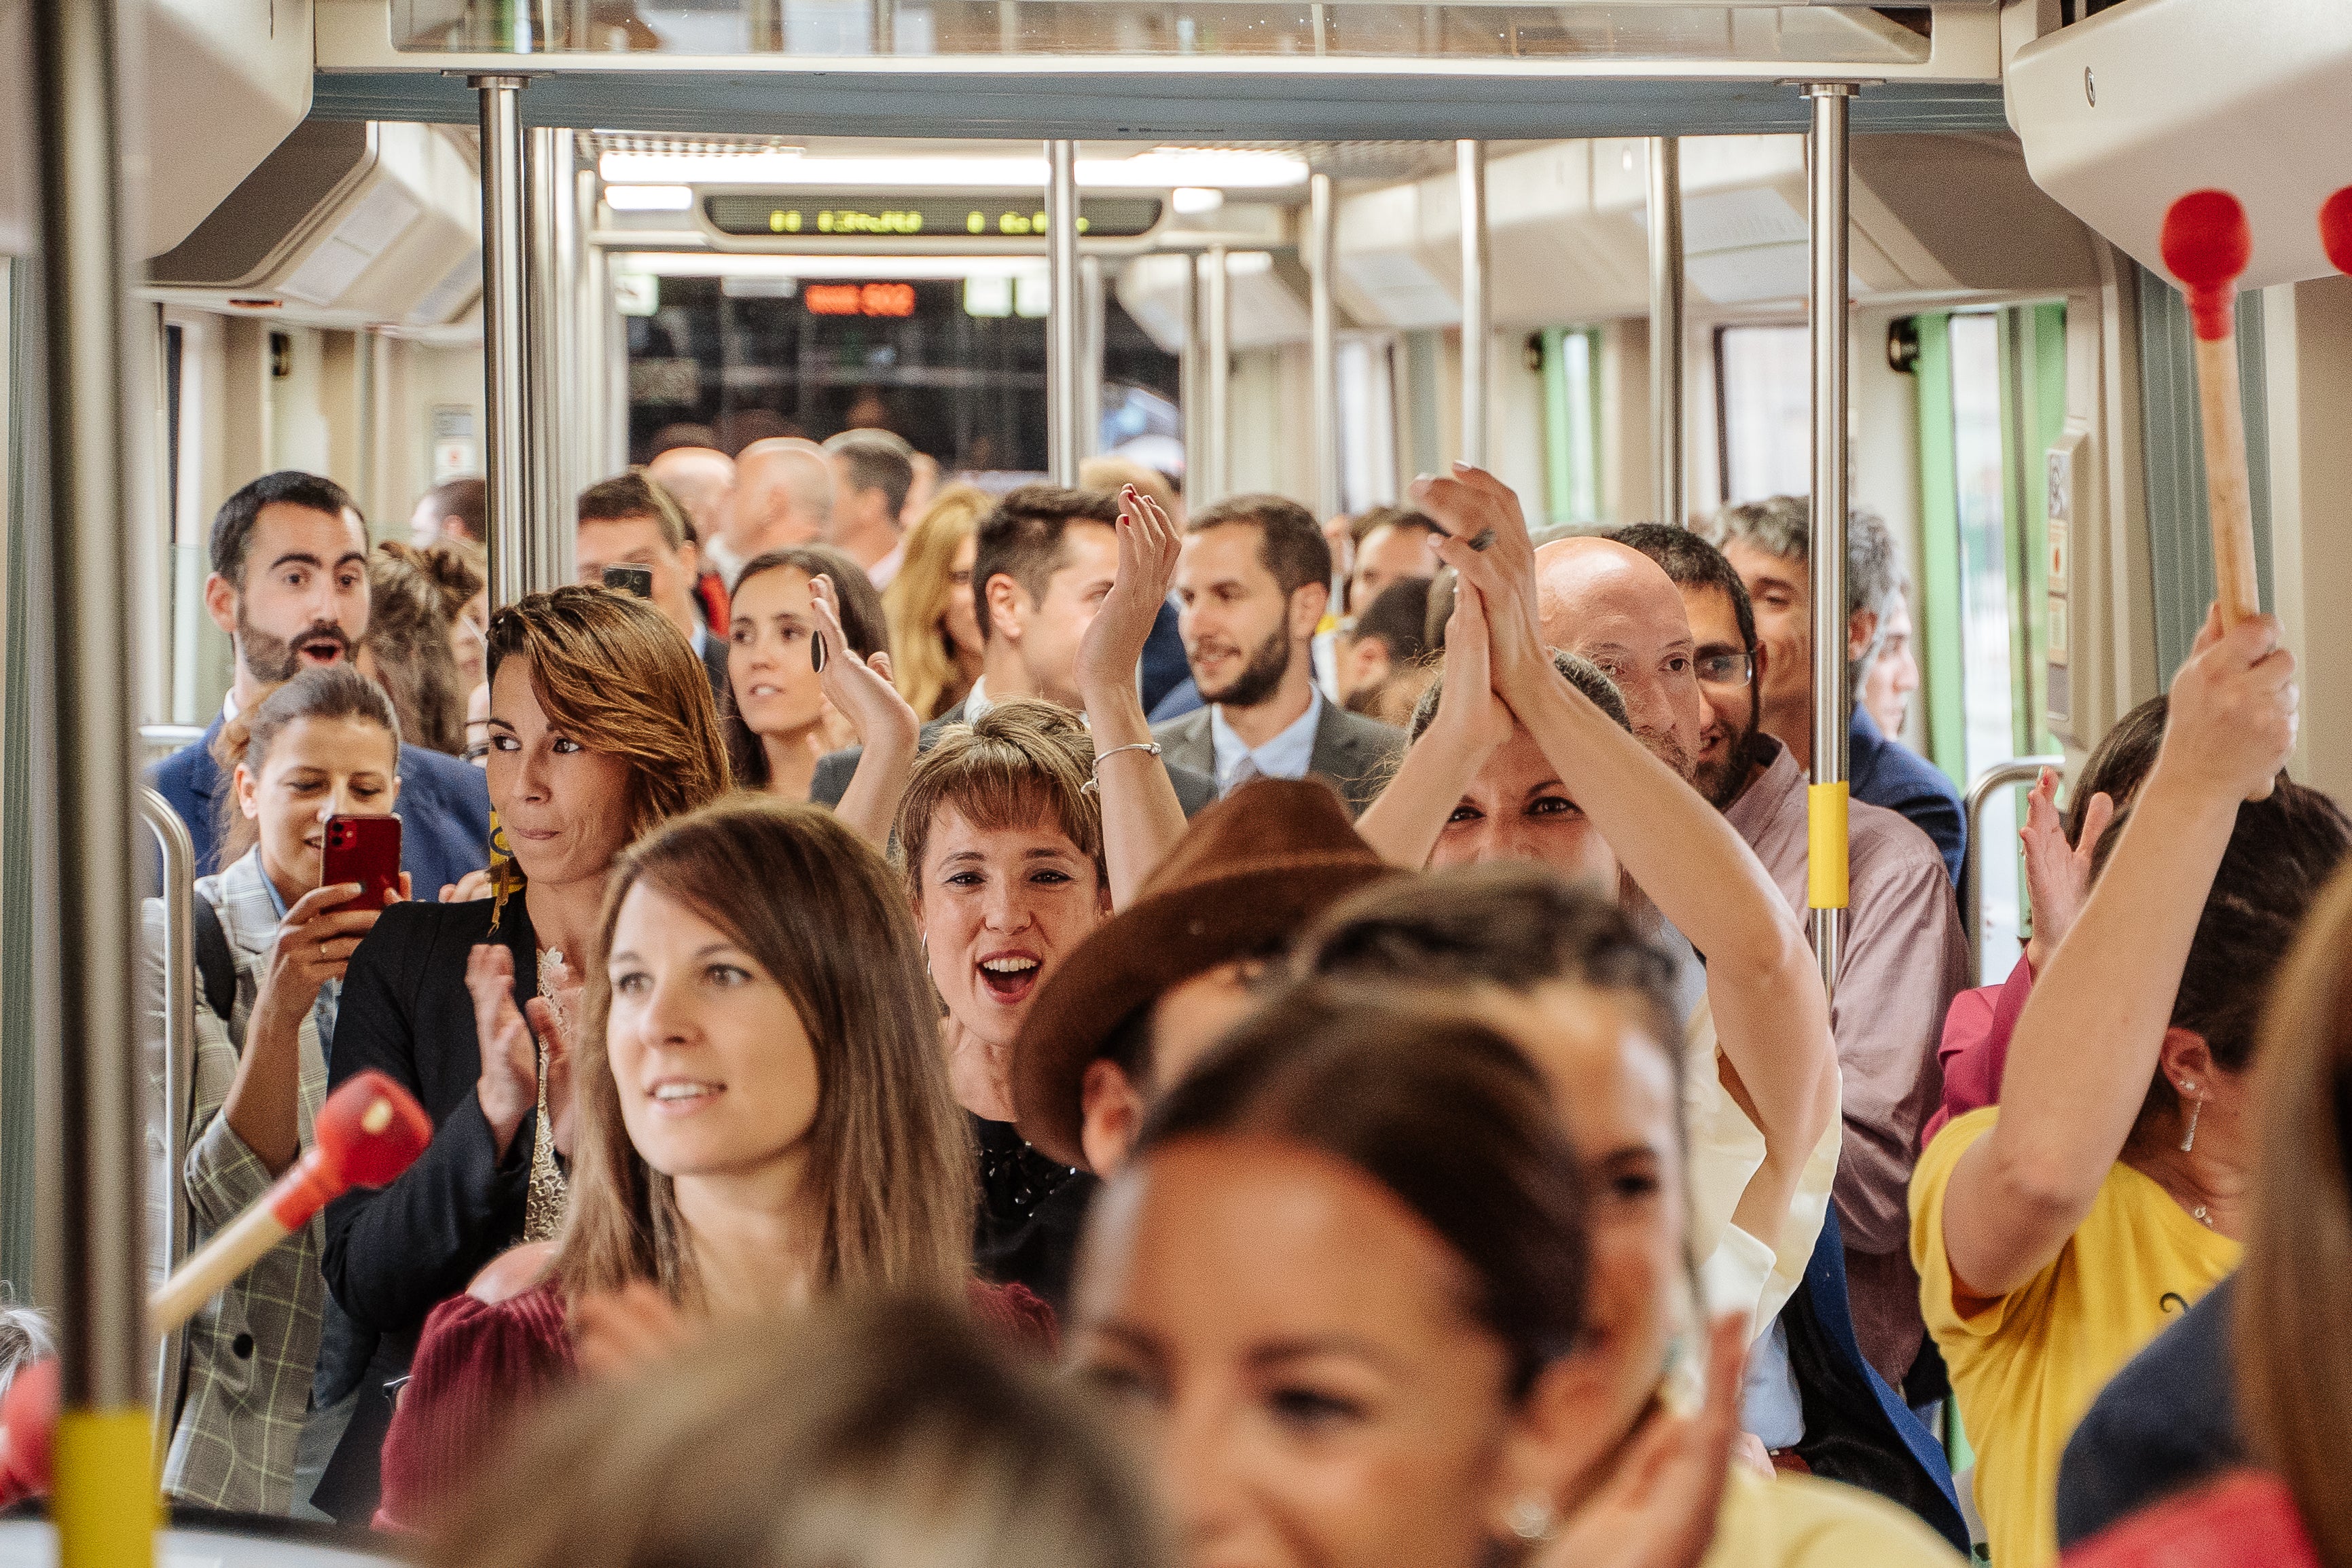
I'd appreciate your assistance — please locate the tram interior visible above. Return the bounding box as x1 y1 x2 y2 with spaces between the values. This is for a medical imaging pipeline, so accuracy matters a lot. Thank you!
3 0 2351 1562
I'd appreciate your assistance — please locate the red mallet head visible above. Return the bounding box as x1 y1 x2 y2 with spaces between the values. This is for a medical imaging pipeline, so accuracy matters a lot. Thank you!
0 1358 57 1503
2160 189 2253 342
268 1071 432 1230
2320 187 2352 276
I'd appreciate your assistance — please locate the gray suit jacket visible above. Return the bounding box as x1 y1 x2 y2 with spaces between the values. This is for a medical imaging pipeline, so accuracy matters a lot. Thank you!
1151 699 1405 818
810 697 1220 818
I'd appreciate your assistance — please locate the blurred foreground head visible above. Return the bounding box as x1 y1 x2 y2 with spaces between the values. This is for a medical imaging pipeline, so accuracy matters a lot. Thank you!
432 1294 1167 1568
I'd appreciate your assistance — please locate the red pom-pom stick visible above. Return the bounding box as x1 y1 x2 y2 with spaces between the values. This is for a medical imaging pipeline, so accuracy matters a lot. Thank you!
2320 187 2352 276
2160 189 2252 341
0 1359 57 1504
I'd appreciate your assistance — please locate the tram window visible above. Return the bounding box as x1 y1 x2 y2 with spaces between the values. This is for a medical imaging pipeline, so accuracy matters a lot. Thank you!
1715 325 1811 505
1335 335 1397 512
1538 327 1602 525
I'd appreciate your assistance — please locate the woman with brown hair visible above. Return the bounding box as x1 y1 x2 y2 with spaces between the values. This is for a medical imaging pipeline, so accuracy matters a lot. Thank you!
721 543 917 841
881 484 991 721
2059 859 2352 1567
1913 606 2347 1567
376 799 1048 1531
316 586 730 1518
897 487 1191 1310
362 543 469 756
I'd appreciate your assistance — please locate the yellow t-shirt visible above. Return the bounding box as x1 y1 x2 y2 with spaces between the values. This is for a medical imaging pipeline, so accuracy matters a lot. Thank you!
1700 1465 1966 1568
1908 1107 2240 1568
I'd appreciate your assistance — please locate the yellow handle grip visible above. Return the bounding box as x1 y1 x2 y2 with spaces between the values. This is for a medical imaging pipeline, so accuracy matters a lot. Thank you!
54 1408 156 1568
1808 782 1850 910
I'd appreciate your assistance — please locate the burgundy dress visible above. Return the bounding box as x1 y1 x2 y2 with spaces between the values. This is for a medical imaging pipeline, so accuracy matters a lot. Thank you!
375 1276 1055 1532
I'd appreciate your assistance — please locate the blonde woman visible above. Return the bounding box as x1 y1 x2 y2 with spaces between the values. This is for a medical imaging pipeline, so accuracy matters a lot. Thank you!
881 484 991 721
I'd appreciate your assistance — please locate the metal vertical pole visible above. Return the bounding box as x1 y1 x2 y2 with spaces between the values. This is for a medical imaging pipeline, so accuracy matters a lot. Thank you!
1045 140 1081 486
1805 82 1857 999
1308 171 1339 523
475 77 531 610
1456 140 1489 469
578 164 619 478
1647 136 1685 529
31 1 153 1554
527 126 579 592
1077 254 1105 463
1204 244 1231 502
1179 257 1201 514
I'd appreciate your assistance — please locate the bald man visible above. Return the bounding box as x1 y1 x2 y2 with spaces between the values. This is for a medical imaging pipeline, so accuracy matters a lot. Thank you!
645 446 735 551
1534 537 1707 782
1538 526 1964 1395
718 437 832 585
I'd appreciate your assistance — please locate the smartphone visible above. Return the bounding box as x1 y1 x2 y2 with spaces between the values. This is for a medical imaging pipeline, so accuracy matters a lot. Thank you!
602 564 654 599
322 815 403 912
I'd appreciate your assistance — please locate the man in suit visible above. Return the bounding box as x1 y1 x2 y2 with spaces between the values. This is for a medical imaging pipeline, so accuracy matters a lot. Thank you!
574 471 728 708
1152 494 1404 817
811 484 1216 816
152 471 490 895
822 429 916 588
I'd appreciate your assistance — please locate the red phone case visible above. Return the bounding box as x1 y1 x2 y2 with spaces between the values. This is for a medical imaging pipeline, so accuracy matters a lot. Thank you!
322 815 403 912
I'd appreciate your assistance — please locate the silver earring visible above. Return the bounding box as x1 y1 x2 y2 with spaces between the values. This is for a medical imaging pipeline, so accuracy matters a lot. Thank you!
1506 1498 1555 1544
2179 1083 2202 1154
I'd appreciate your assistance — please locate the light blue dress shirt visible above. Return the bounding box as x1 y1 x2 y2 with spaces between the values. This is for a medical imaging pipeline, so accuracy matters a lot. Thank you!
1209 689 1323 795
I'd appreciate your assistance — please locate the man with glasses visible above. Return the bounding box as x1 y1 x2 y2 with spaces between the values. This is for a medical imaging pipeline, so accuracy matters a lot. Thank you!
1593 523 1966 1405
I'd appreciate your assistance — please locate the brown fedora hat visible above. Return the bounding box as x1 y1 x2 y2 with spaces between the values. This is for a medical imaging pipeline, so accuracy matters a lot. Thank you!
1010 776 1398 1169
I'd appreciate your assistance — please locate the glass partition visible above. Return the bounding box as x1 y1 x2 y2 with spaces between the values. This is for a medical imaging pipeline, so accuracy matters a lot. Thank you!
388 2 1936 65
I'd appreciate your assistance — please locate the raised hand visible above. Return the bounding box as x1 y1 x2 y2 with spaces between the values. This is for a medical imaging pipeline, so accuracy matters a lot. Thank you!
1408 464 1549 698
2163 602 2296 804
468 943 540 1163
2021 767 2114 971
439 868 493 903
1428 577 1515 762
1078 484 1183 708
808 572 922 756
1536 1314 1745 1568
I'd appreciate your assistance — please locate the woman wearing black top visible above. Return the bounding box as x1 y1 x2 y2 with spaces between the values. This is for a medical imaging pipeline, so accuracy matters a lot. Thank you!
313 586 731 1515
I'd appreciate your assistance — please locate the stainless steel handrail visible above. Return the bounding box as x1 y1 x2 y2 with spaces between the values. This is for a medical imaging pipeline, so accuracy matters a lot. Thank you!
1962 755 2065 979
137 786 198 1465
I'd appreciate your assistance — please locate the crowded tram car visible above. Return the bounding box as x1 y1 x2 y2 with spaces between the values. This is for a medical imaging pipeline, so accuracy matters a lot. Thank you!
2 0 2351 1564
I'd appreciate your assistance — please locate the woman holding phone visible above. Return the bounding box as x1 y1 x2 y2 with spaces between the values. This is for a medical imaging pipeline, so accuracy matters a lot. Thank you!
150 665 407 1514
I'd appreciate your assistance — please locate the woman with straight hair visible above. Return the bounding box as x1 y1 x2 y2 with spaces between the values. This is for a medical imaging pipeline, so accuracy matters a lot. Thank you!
317 586 731 1519
2056 861 2352 1567
376 799 1046 1531
1913 606 2347 1568
881 483 991 721
428 1296 1163 1568
153 666 405 1514
721 542 916 843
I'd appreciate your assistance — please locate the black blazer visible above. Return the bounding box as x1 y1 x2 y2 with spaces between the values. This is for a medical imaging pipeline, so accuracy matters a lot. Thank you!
700 630 731 712
321 896 541 1348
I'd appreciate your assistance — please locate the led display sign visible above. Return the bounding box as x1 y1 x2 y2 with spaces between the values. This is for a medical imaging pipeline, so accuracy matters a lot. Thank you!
805 282 918 318
704 193 1163 242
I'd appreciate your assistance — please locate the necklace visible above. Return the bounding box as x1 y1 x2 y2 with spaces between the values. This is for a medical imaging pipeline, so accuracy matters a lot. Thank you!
522 946 573 1242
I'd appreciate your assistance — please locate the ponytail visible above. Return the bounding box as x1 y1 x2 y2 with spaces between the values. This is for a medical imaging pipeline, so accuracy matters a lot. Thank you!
213 666 401 866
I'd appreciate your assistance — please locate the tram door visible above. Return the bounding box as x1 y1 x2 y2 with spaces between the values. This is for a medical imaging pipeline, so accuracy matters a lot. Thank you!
1913 304 2069 983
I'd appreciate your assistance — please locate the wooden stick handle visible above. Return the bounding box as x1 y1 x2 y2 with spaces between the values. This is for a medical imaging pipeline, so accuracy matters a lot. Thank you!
149 1202 291 1336
2192 329 2262 627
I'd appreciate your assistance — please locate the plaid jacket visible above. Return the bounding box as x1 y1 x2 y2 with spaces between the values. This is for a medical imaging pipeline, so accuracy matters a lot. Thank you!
160 847 329 1515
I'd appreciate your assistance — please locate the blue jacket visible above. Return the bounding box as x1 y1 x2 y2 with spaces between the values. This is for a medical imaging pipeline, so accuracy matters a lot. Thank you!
151 714 492 897
1849 706 1966 886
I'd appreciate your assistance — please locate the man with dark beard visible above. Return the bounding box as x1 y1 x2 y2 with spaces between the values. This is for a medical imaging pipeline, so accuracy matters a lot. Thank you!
1607 520 1966 1399
152 471 490 890
1152 495 1403 817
